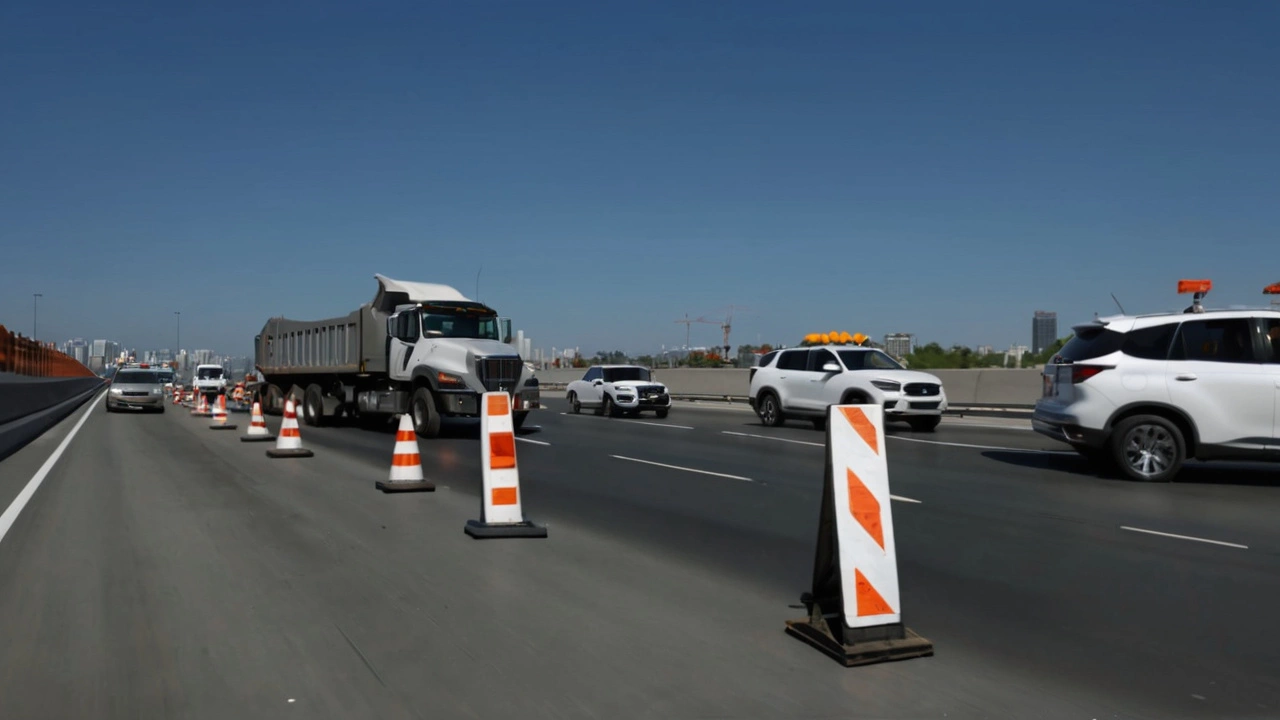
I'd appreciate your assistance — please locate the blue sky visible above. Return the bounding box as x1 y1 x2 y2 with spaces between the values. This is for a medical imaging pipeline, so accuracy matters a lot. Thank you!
2 0 1278 358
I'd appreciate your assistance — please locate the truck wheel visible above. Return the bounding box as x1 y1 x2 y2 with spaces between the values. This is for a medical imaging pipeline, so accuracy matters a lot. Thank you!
303 384 325 427
513 411 528 430
411 387 442 439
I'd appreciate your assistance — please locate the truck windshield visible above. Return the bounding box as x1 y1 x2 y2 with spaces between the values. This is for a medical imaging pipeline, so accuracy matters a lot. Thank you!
603 367 651 382
197 368 224 379
420 310 501 340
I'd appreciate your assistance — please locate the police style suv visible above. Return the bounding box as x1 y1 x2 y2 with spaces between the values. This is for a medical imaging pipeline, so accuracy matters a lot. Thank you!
1033 288 1280 482
749 345 947 432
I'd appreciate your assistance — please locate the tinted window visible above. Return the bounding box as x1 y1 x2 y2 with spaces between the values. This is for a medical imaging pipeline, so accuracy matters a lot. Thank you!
808 349 838 371
196 367 223 379
116 371 160 384
1171 318 1256 363
603 367 650 382
838 350 904 370
1056 325 1124 362
1260 319 1280 363
583 367 601 381
777 350 809 371
1121 324 1177 360
760 351 778 367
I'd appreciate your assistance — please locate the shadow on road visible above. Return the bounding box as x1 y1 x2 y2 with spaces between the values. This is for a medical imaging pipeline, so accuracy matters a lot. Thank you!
981 450 1280 488
319 414 545 440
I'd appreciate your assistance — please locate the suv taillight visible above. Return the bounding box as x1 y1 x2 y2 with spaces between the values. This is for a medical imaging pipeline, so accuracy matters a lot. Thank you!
1071 365 1111 384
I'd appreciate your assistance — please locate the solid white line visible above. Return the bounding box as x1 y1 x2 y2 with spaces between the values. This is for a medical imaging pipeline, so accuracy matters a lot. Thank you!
721 431 824 447
888 435 1076 455
610 455 754 482
622 420 694 430
1120 526 1248 550
946 422 1034 432
515 437 550 446
0 393 104 545
890 495 923 504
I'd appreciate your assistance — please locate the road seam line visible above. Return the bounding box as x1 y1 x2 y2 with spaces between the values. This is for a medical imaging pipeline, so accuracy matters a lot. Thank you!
516 437 551 446
621 420 695 430
0 393 104 545
721 431 824 447
890 495 923 504
609 455 753 482
1120 526 1248 550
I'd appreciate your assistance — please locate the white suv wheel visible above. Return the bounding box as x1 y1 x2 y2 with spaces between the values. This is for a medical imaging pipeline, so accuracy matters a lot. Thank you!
1113 415 1184 483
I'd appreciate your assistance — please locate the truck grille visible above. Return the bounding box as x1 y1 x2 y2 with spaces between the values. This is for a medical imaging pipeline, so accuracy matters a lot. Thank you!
904 383 940 397
476 356 522 392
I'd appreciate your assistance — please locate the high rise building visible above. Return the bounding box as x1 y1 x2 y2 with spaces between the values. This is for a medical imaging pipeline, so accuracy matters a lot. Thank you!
884 333 915 359
1032 311 1058 354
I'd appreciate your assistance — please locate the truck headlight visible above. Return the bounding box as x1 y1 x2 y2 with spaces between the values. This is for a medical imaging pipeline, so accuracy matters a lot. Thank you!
437 372 466 389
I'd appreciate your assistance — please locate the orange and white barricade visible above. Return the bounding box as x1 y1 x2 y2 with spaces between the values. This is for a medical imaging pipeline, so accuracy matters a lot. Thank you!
785 404 932 666
209 394 237 430
240 401 275 442
266 398 313 458
375 414 435 493
191 392 210 416
465 392 546 538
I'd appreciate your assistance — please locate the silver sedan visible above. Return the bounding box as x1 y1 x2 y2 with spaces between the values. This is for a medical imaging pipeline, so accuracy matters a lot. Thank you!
106 369 167 413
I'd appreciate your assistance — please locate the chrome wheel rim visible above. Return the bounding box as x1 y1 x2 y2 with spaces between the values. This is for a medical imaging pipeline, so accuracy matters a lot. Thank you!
1122 424 1175 478
761 397 777 424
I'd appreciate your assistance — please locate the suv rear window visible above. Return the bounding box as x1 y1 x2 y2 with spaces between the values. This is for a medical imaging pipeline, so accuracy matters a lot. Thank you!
1120 324 1177 360
1056 325 1124 362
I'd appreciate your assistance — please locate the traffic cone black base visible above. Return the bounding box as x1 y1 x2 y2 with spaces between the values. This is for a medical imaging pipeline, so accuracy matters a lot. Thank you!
375 480 436 493
240 435 276 443
464 519 547 539
210 424 238 431
266 448 315 458
784 615 933 667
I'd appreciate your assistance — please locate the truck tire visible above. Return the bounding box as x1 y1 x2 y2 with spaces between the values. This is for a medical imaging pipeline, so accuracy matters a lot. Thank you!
513 411 528 430
410 387 442 439
303 384 325 427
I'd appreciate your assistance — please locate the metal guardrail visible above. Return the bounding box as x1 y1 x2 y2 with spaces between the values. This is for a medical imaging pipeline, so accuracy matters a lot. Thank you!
0 324 95 378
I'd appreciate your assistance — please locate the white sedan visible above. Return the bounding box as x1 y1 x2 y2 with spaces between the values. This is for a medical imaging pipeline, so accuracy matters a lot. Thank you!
566 365 672 418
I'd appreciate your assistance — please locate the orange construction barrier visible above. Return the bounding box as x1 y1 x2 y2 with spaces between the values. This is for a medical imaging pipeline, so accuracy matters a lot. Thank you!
465 391 546 538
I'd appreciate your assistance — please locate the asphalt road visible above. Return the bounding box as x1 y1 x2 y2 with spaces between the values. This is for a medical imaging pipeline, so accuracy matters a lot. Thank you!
1 393 1278 719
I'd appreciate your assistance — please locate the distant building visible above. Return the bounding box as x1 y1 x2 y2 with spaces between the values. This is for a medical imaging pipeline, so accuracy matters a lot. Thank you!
884 333 915 358
1032 311 1057 354
975 345 994 357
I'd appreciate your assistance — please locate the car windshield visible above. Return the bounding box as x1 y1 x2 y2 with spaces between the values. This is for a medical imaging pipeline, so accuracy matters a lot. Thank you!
420 307 501 340
197 368 224 379
602 367 650 382
116 371 160 384
157 371 174 382
838 350 903 370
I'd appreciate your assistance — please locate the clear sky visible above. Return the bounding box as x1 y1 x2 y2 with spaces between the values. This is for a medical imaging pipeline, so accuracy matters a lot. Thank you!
3 0 1278 358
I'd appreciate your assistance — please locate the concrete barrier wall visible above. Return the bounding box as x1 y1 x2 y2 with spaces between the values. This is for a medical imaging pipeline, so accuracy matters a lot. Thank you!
533 367 1043 406
0 373 104 462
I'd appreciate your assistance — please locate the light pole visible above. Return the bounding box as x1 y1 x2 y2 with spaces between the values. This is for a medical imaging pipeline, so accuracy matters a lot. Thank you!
174 311 181 371
33 293 42 342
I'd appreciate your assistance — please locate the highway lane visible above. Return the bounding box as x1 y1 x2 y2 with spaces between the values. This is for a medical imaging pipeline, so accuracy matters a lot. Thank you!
0 398 1277 718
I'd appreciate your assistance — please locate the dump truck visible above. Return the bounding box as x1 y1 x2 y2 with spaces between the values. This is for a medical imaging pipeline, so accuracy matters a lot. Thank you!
252 274 540 438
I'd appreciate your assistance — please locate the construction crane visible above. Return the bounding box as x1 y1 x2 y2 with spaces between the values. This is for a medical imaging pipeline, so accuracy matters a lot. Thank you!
716 305 749 359
673 313 718 350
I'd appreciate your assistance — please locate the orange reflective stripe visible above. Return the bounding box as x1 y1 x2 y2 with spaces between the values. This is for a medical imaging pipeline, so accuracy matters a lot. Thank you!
396 430 416 442
392 453 420 467
839 406 879 455
854 569 894 616
492 487 518 505
486 393 510 416
282 427 300 437
489 431 516 469
846 468 884 550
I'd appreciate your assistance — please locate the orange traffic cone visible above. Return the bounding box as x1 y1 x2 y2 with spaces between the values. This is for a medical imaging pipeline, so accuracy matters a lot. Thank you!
240 401 275 442
266 398 314 458
210 394 237 430
465 391 546 538
376 414 435 493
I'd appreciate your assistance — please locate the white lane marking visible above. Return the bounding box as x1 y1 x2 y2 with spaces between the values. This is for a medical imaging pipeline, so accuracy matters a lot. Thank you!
0 393 104 545
890 495 923 504
516 437 550 446
610 455 753 482
722 431 824 447
621 420 694 430
945 422 1034 432
888 435 1076 455
1120 526 1248 550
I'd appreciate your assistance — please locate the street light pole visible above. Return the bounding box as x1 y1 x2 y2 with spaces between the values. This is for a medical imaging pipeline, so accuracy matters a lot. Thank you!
174 311 181 370
33 293 42 342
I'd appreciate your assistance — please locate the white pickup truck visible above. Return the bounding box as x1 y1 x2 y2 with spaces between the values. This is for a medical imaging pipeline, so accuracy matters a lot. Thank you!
193 364 228 402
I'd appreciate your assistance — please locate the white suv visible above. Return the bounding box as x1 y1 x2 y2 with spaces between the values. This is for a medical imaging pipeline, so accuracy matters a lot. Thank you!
749 346 948 432
1033 309 1280 482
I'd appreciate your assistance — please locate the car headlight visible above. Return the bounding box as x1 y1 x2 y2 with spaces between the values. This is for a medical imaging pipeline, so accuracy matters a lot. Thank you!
871 380 901 392
110 388 123 394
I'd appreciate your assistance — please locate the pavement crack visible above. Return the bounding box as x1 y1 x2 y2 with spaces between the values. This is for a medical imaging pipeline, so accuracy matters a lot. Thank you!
335 623 387 688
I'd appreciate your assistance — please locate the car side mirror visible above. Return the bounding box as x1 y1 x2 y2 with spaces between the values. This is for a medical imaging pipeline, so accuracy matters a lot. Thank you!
822 362 841 373
592 379 604 386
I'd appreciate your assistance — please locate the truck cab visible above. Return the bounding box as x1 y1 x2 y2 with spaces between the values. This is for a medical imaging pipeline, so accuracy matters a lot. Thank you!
193 364 228 402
